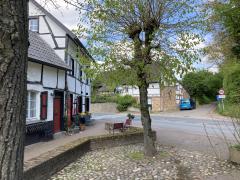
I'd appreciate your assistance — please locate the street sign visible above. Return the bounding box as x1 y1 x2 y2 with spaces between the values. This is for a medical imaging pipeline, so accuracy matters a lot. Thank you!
217 94 226 111
218 95 226 99
218 89 224 95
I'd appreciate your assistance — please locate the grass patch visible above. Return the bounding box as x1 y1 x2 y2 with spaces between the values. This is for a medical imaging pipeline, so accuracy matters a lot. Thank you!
128 151 144 160
159 151 170 158
232 144 240 151
217 102 240 119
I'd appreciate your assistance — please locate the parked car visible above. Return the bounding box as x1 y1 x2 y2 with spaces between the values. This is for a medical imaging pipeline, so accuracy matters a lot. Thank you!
179 98 196 110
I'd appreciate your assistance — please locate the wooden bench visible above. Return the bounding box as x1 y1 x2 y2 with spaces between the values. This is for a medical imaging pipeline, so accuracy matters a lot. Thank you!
106 122 124 134
124 119 132 129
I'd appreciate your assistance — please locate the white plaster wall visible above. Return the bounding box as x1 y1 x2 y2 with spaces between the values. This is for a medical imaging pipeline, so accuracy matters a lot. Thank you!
81 84 86 95
148 83 160 96
55 49 65 60
39 16 50 34
85 85 90 96
121 86 137 96
82 71 87 84
29 1 44 16
43 66 57 88
76 81 81 94
132 87 139 95
68 39 78 59
47 91 54 121
67 37 92 98
58 70 65 89
75 63 79 79
149 83 160 89
46 16 66 36
27 61 41 82
67 76 75 93
81 70 84 83
148 88 160 96
55 38 66 48
122 84 160 97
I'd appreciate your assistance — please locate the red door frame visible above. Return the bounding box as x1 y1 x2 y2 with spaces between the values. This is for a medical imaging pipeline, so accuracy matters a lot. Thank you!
53 97 61 133
67 94 73 127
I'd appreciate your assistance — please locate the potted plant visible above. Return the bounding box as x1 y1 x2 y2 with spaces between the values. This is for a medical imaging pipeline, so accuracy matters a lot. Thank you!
86 112 92 120
127 113 135 120
63 115 70 134
85 112 92 126
79 112 86 131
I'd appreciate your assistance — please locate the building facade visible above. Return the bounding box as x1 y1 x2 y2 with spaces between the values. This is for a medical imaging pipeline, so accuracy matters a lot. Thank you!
120 83 189 112
26 0 92 145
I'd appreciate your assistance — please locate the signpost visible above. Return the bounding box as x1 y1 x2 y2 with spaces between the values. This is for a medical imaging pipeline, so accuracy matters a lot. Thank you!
219 89 224 95
217 89 225 111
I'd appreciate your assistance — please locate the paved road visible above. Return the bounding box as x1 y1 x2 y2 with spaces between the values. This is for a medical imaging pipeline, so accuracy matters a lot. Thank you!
92 104 236 160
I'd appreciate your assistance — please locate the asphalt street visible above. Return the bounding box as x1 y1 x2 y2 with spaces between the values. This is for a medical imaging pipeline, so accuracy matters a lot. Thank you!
92 104 237 159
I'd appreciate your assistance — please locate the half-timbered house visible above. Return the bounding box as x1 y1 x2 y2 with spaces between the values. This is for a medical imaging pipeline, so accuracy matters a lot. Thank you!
26 0 92 144
26 31 71 145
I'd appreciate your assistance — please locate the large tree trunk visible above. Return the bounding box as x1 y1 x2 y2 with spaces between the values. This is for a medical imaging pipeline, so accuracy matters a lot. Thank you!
138 79 157 156
0 0 28 179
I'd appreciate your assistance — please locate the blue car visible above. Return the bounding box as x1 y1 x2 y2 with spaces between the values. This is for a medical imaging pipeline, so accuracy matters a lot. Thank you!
179 98 196 110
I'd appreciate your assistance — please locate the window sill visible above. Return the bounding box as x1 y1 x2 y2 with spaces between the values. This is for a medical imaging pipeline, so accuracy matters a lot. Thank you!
26 119 42 125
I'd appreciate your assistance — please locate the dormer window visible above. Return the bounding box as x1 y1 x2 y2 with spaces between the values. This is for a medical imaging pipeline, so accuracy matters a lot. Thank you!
29 18 39 32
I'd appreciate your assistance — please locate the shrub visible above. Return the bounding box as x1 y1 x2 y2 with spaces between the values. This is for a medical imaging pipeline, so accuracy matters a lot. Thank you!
217 101 240 118
198 95 212 105
182 70 223 104
132 102 140 109
116 95 136 112
91 94 118 103
223 63 240 104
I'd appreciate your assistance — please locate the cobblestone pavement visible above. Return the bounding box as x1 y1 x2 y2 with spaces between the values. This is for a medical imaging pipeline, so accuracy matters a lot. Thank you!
50 144 240 180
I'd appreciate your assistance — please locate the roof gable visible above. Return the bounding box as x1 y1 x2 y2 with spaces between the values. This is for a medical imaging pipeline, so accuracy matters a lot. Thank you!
30 0 94 61
28 31 71 70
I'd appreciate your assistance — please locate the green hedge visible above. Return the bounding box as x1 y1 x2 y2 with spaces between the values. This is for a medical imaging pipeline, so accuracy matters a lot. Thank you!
116 95 137 112
217 101 240 118
197 95 212 105
92 94 137 112
223 63 240 104
91 94 118 103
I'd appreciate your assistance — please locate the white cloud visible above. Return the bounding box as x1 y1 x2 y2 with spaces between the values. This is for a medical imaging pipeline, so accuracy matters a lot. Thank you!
36 0 81 30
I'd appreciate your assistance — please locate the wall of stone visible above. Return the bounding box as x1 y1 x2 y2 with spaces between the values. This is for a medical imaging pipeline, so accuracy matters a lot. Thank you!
160 86 177 112
91 103 118 113
24 139 91 180
152 96 161 112
182 88 190 99
133 87 178 112
90 131 144 150
24 128 155 180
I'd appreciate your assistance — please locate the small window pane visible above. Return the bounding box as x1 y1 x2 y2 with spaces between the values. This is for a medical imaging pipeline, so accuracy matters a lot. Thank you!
26 91 37 119
29 18 39 32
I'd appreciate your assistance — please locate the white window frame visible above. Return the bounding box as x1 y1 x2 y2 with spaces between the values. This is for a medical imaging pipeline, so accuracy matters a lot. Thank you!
26 91 37 120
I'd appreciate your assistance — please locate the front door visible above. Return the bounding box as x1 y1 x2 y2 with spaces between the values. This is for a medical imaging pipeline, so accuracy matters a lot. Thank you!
53 97 61 133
